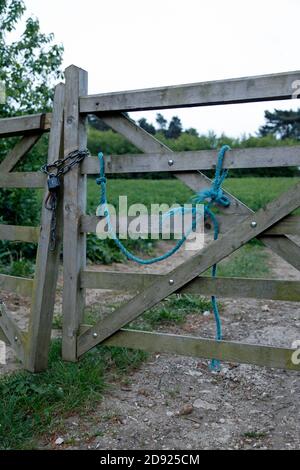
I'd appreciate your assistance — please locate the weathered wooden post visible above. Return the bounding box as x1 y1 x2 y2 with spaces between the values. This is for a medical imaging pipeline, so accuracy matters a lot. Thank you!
26 83 65 372
62 66 88 362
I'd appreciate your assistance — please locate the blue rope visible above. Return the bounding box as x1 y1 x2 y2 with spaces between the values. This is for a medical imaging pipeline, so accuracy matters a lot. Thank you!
96 145 231 370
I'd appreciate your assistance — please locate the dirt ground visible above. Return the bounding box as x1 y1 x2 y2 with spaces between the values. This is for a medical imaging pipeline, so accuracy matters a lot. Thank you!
1 242 300 450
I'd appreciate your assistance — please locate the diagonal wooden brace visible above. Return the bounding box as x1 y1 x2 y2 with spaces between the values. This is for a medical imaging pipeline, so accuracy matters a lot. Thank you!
78 180 300 356
0 301 26 363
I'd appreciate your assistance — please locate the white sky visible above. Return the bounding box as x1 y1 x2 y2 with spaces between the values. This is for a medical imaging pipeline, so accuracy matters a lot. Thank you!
22 0 300 137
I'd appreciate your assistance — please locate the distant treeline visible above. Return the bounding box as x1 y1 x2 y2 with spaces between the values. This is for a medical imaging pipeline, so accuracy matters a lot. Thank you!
88 111 300 178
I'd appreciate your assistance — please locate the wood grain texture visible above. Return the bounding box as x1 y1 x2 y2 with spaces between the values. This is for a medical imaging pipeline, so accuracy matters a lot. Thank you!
0 134 42 173
26 84 65 372
0 172 45 188
80 70 300 113
0 301 26 363
81 271 300 302
0 113 51 137
82 146 300 174
96 329 299 371
62 66 88 362
0 224 40 243
0 273 33 297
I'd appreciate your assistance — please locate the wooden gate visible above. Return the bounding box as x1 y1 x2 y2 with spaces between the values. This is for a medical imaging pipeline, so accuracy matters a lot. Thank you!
61 66 300 372
2 65 300 372
0 84 65 372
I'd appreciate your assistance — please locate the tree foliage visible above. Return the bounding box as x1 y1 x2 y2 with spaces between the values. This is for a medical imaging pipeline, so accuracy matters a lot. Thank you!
0 1 64 270
138 117 156 135
0 0 64 117
259 109 300 140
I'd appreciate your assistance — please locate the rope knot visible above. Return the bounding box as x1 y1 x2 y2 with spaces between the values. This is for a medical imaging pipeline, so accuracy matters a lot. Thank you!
212 188 230 207
96 176 107 185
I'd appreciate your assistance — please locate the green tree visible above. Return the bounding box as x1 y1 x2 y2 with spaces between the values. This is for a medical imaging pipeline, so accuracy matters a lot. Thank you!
138 117 156 135
259 109 300 140
0 0 64 269
165 116 182 139
156 113 167 132
0 0 64 118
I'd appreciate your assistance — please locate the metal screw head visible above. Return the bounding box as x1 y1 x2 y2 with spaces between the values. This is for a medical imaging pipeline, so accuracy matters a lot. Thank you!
251 221 257 228
168 159 174 167
169 279 175 286
93 333 98 339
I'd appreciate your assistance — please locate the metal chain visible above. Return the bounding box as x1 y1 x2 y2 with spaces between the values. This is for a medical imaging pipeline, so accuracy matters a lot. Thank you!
41 149 90 251
41 149 90 178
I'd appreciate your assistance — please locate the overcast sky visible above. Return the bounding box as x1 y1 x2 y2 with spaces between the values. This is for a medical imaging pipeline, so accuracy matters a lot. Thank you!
23 0 300 137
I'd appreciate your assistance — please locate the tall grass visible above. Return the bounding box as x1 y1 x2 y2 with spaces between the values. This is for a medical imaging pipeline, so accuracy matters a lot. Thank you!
0 341 147 450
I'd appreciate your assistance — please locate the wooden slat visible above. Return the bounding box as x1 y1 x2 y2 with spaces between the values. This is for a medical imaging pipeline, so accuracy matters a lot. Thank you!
78 182 300 356
81 271 300 302
82 146 300 174
80 70 300 113
0 301 26 363
0 172 45 188
62 66 88 362
0 134 42 173
92 329 299 371
81 213 300 238
264 215 300 235
26 84 65 372
81 213 204 237
0 273 33 297
0 113 52 137
0 224 40 243
260 235 300 271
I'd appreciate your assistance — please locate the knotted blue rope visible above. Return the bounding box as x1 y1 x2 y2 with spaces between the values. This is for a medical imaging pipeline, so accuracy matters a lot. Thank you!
96 145 231 370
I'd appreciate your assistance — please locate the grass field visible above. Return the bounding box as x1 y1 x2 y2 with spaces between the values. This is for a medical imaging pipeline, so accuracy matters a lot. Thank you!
87 176 300 213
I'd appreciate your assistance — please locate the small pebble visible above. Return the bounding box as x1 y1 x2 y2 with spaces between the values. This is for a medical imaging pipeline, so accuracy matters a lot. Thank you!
55 437 64 446
179 404 194 416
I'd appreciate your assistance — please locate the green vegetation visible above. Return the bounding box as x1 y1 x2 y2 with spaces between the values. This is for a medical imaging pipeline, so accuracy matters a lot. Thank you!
129 294 212 331
0 340 147 450
88 176 300 213
243 431 268 440
86 175 299 265
217 244 270 279
0 0 63 271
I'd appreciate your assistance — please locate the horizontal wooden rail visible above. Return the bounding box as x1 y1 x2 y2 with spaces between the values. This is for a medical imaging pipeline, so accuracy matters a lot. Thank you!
81 214 300 237
0 273 33 297
78 328 300 371
0 113 52 138
82 146 300 174
0 224 40 243
0 172 46 188
80 70 300 113
81 271 300 302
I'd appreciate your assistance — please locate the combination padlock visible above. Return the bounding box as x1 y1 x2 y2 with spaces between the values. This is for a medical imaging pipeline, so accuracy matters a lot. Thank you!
47 174 60 191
